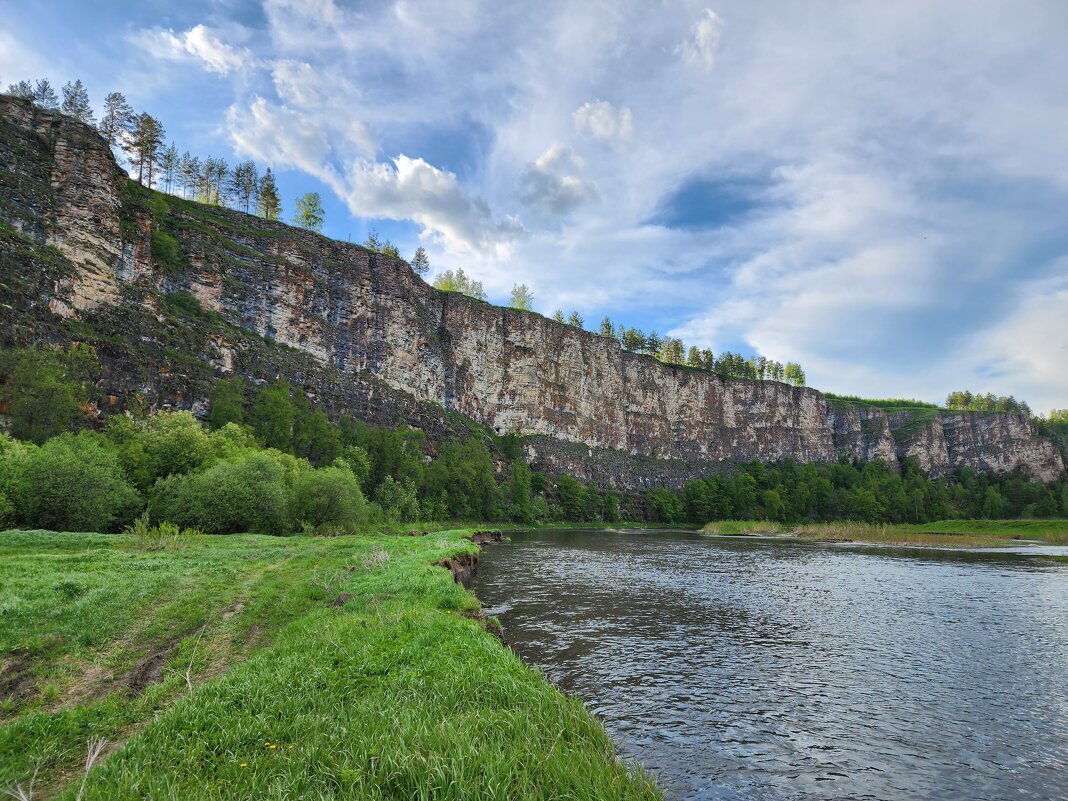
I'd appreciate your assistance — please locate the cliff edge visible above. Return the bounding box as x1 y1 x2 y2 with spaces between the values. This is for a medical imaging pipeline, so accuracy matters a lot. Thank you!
1 96 1062 485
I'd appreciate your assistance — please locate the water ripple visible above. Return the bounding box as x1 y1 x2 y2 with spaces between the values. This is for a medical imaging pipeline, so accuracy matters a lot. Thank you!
472 530 1068 801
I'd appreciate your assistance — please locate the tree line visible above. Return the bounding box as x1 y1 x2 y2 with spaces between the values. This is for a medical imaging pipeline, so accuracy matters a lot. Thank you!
1 346 1064 533
945 391 1032 417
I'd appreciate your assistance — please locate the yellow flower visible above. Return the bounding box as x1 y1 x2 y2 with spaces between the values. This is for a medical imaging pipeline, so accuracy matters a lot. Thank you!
288 745 294 750
240 763 247 768
269 744 277 750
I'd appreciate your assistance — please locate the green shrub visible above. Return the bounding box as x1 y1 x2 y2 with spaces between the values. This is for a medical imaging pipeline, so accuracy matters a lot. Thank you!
208 379 246 429
123 411 219 490
150 452 290 534
0 345 95 444
124 511 203 550
7 433 141 532
290 466 367 531
151 229 180 270
373 475 420 522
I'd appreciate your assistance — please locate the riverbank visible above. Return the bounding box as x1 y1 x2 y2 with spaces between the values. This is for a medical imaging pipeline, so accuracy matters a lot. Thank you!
0 527 660 800
702 519 1068 548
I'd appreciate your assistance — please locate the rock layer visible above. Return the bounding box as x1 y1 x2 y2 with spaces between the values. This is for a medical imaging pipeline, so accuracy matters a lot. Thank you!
1 96 1063 485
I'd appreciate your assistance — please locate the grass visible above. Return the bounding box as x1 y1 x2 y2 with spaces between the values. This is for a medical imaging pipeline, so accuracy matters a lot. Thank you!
700 520 785 536
0 528 660 800
700 519 1068 548
823 393 943 412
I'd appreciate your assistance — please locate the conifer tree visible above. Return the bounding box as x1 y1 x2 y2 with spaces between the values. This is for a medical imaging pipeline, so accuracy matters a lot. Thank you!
411 246 430 276
32 79 59 109
98 92 133 151
159 143 179 194
229 160 259 213
7 80 34 99
567 310 585 328
257 168 281 220
60 79 93 123
126 113 165 186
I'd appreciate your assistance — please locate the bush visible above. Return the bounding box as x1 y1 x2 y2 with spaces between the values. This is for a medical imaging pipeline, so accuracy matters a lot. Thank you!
7 433 141 532
290 466 367 531
151 229 180 270
374 476 420 522
125 512 203 550
150 452 290 534
121 411 218 490
0 346 94 444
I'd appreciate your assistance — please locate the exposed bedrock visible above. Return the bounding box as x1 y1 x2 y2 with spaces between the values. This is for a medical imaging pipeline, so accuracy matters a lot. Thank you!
1 95 1062 486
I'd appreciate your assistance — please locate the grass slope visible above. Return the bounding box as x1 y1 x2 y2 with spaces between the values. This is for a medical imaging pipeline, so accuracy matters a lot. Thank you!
0 529 659 800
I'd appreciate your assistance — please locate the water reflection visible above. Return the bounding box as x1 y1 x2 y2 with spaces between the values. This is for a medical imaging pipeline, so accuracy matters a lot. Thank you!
472 530 1068 801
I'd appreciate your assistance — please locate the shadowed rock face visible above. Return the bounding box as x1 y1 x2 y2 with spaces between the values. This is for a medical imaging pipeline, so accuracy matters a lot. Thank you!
1 95 1063 486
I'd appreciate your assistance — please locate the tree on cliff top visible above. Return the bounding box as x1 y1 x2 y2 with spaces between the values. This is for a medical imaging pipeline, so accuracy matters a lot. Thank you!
7 80 34 99
229 160 259 214
292 192 325 233
411 246 430 276
509 283 534 311
60 79 93 123
433 268 486 301
32 79 59 109
126 112 165 186
99 92 133 153
257 168 281 220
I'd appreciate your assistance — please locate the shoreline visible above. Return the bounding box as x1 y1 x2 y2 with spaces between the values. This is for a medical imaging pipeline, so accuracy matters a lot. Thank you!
0 527 662 800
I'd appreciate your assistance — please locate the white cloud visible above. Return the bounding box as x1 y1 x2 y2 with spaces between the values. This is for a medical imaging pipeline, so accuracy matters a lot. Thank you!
109 0 1068 409
342 156 524 258
228 97 338 183
681 9 725 70
967 274 1068 415
573 100 633 142
519 145 598 217
130 24 254 75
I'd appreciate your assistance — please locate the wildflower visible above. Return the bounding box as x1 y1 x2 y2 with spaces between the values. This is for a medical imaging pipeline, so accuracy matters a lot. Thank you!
240 763 247 768
269 744 277 750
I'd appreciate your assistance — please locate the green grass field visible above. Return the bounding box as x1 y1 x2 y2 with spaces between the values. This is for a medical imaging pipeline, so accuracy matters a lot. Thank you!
0 528 660 800
702 519 1068 547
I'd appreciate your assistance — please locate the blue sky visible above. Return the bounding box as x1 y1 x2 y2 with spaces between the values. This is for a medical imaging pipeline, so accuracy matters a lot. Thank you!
3 1 1067 412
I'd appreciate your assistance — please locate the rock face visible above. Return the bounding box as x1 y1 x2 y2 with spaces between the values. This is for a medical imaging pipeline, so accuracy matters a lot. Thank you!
1 96 1063 486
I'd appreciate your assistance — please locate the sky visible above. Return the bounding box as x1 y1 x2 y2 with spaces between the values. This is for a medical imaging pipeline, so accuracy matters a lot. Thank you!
3 0 1067 413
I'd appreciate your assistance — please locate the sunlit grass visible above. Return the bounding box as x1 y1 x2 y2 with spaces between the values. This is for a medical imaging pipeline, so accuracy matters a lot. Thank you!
701 520 785 536
0 528 660 800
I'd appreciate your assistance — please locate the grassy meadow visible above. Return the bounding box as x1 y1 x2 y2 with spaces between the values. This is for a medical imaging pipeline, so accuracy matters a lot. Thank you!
702 518 1068 548
0 528 660 801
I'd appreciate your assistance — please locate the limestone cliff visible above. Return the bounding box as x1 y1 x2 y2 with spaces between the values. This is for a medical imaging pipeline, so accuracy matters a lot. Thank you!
1 96 1063 486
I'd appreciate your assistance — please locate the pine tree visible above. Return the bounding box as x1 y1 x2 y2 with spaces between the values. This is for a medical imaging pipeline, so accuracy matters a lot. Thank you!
363 229 381 251
32 79 59 109
257 168 281 220
411 246 430 276
598 316 614 337
292 192 325 233
567 310 585 328
98 92 133 152
552 310 565 323
228 160 259 213
178 152 198 199
7 80 34 99
645 330 662 355
380 240 400 258
211 158 230 205
159 143 179 194
60 79 93 123
126 113 165 185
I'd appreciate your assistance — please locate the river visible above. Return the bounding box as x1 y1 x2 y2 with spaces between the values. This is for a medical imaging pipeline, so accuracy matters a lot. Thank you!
471 529 1068 801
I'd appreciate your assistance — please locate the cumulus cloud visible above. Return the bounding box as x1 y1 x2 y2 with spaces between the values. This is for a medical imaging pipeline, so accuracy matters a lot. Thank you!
228 97 339 183
573 100 633 142
681 9 725 70
519 145 598 217
967 274 1068 414
131 24 253 75
342 156 524 257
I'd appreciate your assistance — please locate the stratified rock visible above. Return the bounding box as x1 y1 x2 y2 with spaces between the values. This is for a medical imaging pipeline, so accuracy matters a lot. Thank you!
0 95 1063 486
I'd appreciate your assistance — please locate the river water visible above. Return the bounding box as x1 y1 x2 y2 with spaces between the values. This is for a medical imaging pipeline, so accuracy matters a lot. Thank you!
471 529 1068 801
